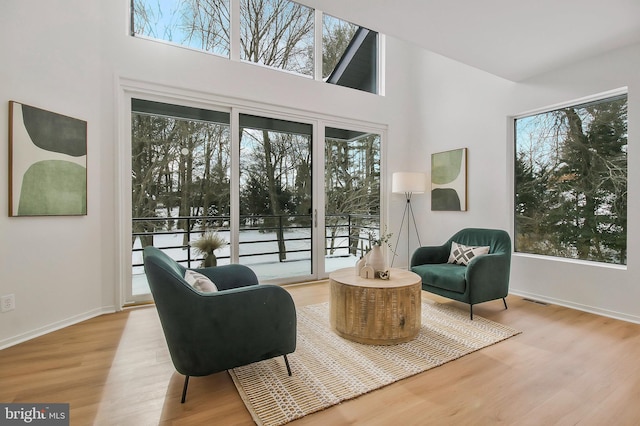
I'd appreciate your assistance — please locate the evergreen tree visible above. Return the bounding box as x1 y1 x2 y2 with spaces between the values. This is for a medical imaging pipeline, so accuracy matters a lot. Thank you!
515 96 627 264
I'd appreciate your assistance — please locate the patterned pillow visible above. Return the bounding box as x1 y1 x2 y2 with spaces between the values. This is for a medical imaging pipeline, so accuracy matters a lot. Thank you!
184 269 218 292
447 241 490 266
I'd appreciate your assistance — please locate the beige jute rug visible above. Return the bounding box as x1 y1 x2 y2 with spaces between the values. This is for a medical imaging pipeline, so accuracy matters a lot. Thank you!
230 300 520 426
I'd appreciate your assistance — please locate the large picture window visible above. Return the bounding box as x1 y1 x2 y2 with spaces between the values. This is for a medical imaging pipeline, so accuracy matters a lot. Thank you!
514 93 628 265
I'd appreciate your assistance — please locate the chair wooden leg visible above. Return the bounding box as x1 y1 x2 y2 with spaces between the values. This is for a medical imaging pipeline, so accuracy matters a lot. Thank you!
469 305 473 320
503 297 508 310
284 354 292 376
181 375 190 403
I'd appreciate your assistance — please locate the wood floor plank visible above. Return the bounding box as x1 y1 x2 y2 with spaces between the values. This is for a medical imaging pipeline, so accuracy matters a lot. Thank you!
1 280 640 425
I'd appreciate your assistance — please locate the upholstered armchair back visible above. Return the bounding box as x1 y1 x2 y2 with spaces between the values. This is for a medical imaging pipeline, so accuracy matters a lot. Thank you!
143 246 295 377
446 228 511 255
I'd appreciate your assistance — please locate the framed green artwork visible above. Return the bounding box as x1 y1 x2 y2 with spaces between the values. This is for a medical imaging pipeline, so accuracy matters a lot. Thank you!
9 101 87 216
431 148 467 211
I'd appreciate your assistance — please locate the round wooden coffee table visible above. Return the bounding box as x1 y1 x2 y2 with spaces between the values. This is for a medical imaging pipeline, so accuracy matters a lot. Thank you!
329 267 422 345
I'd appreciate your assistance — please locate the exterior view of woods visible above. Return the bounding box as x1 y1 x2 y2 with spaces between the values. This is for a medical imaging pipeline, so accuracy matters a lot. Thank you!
130 0 381 285
131 103 381 272
132 105 380 272
239 0 314 76
133 0 316 74
131 0 366 90
322 14 357 78
238 116 312 263
515 94 628 265
131 104 231 250
325 130 380 257
132 0 231 57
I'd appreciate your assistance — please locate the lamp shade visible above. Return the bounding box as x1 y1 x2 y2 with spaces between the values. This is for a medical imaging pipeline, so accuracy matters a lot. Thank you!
392 172 427 194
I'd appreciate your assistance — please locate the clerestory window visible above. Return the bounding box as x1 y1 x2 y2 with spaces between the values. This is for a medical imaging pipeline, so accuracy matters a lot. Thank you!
130 0 380 93
239 0 314 76
323 14 378 94
131 0 231 57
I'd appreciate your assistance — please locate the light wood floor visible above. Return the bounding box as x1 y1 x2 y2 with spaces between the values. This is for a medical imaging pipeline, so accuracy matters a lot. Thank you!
2 281 640 425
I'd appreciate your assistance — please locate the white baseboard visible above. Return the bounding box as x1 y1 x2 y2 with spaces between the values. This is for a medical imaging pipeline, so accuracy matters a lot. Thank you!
0 306 116 350
509 289 640 324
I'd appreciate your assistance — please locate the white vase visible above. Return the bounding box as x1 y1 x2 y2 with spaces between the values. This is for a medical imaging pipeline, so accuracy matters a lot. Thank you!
366 245 386 272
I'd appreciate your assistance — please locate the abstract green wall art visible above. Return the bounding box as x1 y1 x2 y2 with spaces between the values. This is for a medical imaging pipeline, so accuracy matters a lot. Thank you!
9 101 87 216
431 148 467 211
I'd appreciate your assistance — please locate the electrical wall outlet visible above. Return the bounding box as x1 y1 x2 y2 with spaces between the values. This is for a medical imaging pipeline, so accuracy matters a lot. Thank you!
1 294 15 312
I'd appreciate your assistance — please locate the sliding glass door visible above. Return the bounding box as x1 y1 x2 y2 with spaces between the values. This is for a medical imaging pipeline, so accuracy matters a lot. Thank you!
130 99 231 300
324 127 381 274
127 97 382 302
239 114 313 281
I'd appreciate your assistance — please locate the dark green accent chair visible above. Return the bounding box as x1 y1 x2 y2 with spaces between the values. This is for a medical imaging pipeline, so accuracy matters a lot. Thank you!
143 246 296 403
410 228 511 319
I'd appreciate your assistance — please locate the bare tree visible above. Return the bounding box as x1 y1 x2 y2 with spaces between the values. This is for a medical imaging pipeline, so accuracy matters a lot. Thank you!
325 134 380 256
240 0 314 75
182 0 230 54
240 127 311 261
132 1 382 267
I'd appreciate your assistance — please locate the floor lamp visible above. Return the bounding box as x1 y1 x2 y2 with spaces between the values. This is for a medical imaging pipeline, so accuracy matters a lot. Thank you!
391 172 427 268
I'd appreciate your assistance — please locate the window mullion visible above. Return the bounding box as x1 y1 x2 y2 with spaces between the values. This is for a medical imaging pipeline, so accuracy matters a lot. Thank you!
230 0 241 61
230 107 240 263
314 10 323 81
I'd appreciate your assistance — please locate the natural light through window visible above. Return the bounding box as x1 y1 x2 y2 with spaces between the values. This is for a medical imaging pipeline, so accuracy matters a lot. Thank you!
131 0 231 57
131 0 381 93
514 93 628 265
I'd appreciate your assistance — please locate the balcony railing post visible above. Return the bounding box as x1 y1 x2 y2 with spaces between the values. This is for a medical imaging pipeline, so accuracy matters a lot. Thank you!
187 217 192 269
278 214 285 262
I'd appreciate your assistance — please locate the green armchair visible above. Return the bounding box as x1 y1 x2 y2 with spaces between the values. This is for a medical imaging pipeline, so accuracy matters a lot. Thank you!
410 228 511 319
143 246 297 402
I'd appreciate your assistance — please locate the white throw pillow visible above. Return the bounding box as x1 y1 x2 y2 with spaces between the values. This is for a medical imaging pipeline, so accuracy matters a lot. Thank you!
447 241 490 266
184 269 218 292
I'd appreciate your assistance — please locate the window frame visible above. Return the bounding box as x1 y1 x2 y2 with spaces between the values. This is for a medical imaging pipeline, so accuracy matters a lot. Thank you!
511 88 628 266
116 78 388 306
129 0 382 94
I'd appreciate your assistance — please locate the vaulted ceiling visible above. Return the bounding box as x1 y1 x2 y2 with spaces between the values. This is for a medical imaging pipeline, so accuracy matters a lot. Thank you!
298 0 640 81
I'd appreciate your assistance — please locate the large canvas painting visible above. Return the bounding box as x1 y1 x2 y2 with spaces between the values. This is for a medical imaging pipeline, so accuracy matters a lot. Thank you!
431 148 467 211
9 101 87 216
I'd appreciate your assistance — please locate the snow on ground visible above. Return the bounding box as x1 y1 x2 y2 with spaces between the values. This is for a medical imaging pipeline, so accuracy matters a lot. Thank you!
132 229 359 295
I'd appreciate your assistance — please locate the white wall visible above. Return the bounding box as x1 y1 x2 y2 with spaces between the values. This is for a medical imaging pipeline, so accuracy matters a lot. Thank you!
405 49 515 247
0 1 418 347
408 42 640 322
0 1 111 348
506 44 640 322
1 1 638 348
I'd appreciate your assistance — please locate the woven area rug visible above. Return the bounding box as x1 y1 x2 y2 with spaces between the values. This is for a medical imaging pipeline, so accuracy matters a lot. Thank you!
230 300 520 426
